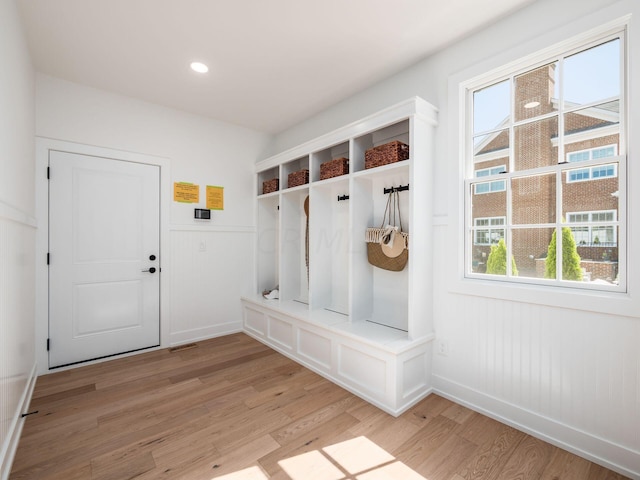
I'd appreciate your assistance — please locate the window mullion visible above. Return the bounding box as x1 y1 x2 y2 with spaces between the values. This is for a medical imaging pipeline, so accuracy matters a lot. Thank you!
556 55 565 283
506 74 515 277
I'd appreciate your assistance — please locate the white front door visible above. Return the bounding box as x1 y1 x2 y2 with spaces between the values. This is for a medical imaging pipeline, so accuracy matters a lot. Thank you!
48 150 160 368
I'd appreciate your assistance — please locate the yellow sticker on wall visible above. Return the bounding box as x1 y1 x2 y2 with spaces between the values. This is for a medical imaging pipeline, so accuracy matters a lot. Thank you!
207 185 224 210
174 182 199 203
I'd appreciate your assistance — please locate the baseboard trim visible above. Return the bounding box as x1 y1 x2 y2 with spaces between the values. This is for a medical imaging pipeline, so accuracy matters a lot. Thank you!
432 374 640 480
169 323 242 346
0 362 37 480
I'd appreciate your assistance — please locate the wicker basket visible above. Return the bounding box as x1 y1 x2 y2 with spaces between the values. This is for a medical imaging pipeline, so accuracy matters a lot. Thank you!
262 178 279 194
365 140 410 169
288 169 309 188
320 157 349 180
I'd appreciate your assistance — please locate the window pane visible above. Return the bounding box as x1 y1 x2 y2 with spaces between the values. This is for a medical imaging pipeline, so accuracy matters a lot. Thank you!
591 164 616 179
514 62 559 121
474 80 510 134
571 226 590 246
564 39 620 107
512 227 555 278
474 129 509 170
477 236 513 276
475 183 490 194
593 146 615 159
576 226 618 283
567 168 590 182
556 225 586 282
568 213 589 223
471 175 507 272
568 151 590 162
563 168 618 228
514 116 558 170
471 182 507 226
511 173 556 225
564 101 620 146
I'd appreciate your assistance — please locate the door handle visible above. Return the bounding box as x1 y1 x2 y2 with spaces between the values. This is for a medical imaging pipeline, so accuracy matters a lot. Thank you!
142 267 157 273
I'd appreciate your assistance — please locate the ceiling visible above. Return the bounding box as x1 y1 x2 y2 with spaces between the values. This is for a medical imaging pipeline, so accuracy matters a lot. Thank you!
18 0 535 134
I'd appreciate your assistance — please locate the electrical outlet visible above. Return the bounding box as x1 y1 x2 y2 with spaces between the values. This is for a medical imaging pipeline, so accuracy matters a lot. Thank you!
437 339 449 356
198 241 206 252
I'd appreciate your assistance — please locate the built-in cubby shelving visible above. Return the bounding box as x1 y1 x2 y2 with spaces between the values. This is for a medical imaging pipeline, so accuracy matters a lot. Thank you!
243 97 438 415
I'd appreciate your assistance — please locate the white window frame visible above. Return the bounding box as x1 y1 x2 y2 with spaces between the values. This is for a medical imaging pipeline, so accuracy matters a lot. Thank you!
567 210 617 246
567 144 617 162
462 28 626 294
566 144 618 183
474 165 506 194
566 163 617 183
474 216 506 245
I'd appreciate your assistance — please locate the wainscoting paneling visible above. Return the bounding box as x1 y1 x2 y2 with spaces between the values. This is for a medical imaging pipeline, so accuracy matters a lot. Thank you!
169 227 254 345
432 222 640 478
0 207 36 480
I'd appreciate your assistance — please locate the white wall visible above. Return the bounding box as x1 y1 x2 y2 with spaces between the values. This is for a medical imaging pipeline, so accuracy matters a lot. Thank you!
270 0 640 477
35 74 272 365
0 0 36 478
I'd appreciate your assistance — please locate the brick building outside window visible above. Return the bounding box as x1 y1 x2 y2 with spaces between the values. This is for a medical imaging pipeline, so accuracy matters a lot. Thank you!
467 34 623 287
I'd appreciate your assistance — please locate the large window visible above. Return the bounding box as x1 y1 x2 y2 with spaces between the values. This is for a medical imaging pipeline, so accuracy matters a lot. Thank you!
466 32 625 289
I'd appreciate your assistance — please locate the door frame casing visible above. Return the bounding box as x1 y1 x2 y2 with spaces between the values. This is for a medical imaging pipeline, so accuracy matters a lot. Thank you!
35 138 171 375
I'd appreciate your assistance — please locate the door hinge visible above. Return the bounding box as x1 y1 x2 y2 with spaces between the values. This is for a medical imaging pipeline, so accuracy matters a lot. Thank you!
47 253 50 265
46 338 50 351
47 166 50 179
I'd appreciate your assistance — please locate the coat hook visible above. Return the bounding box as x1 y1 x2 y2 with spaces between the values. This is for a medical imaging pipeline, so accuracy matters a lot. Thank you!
383 184 409 194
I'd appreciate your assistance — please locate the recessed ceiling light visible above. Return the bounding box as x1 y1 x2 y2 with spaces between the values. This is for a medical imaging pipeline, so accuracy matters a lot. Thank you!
190 62 209 73
524 101 540 109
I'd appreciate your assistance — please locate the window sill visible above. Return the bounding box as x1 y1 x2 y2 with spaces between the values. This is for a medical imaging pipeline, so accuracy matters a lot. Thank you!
448 274 639 318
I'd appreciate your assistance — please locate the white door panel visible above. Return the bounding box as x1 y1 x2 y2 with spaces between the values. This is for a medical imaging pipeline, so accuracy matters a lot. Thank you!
49 150 160 368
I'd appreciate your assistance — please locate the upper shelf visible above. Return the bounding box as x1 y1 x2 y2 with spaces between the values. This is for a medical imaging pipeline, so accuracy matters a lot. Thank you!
256 97 438 195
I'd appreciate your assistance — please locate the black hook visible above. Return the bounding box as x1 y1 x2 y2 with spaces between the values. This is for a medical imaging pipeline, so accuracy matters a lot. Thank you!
383 184 409 194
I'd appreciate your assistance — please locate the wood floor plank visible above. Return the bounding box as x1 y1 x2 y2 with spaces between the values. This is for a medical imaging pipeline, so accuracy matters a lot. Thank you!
90 450 156 480
454 411 505 446
270 395 360 447
258 411 360 476
454 424 526 480
494 435 554 480
539 446 592 480
10 333 630 480
350 414 421 455
417 433 478 480
404 393 456 426
393 415 461 470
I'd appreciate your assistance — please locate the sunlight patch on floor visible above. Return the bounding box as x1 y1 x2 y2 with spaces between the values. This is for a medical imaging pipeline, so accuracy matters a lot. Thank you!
212 435 427 479
322 436 396 474
279 450 345 480
355 461 428 479
212 465 269 480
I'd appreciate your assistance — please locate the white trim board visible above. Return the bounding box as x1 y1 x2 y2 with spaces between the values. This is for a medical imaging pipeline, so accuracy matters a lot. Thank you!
433 375 640 479
0 363 37 480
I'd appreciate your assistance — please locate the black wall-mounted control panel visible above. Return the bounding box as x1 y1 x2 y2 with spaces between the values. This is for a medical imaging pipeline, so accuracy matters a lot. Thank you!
194 208 211 220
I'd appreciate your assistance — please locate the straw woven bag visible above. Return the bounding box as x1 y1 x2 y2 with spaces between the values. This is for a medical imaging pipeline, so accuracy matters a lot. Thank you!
365 190 409 271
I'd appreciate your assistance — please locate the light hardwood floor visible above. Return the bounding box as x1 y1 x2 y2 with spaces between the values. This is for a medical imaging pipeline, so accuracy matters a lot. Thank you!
11 333 629 479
